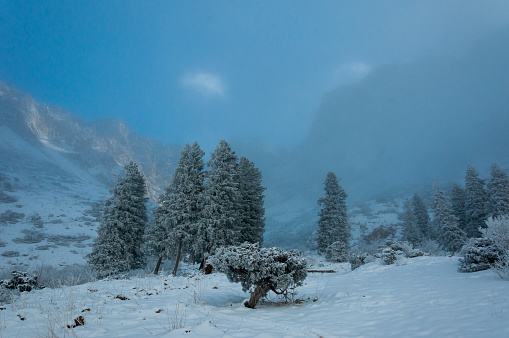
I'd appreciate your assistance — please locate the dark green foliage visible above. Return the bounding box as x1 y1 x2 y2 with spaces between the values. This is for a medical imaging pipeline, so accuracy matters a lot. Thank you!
412 193 430 239
487 163 509 218
458 237 501 273
148 142 205 268
196 140 241 261
465 165 488 238
316 172 349 258
88 162 148 277
451 183 467 233
432 183 466 253
237 157 266 245
402 198 422 245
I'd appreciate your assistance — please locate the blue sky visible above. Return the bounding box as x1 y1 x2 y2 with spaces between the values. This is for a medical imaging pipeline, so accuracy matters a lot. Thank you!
1 0 508 151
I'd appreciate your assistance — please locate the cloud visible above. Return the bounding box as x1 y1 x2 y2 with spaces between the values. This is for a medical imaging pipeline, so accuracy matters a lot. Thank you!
181 72 226 97
333 62 371 85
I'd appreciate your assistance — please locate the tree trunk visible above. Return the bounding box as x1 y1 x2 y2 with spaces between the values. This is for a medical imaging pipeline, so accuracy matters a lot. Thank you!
153 248 165 275
199 250 213 274
172 240 183 276
244 284 269 309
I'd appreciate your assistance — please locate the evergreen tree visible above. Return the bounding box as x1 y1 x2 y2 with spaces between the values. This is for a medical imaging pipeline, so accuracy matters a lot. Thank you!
432 183 466 252
451 183 467 233
88 162 148 276
195 140 241 266
487 163 509 218
465 165 488 237
148 142 205 275
237 157 266 244
316 172 349 260
412 193 430 239
401 198 422 245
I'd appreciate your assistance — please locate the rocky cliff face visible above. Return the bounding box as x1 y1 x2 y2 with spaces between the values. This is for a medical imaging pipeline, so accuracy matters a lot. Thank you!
0 81 180 199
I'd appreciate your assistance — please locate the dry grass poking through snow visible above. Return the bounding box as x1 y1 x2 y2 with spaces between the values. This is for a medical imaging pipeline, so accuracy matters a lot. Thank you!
1 256 509 337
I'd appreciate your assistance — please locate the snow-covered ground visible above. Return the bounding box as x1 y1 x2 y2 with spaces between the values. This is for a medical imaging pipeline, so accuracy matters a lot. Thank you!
1 255 508 337
0 126 107 270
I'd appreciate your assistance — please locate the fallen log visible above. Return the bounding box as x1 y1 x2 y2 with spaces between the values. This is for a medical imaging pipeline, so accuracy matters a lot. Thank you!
307 269 336 273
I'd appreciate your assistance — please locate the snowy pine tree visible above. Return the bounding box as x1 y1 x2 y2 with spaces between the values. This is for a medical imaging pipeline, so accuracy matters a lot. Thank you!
402 198 422 246
316 172 349 261
412 193 430 240
195 140 241 267
487 163 509 218
237 157 266 245
451 183 467 234
88 162 148 277
465 165 488 238
148 142 205 275
432 183 466 253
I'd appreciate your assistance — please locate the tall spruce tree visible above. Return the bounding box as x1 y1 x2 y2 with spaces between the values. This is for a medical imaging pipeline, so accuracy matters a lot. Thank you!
237 157 266 244
432 183 466 252
195 140 241 267
487 163 509 218
402 198 422 245
451 183 467 233
412 193 430 240
465 165 488 237
149 142 205 275
316 172 349 259
88 162 148 276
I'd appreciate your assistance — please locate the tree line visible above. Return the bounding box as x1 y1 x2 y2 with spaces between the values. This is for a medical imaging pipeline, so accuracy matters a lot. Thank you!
402 163 509 253
314 163 509 264
87 140 265 277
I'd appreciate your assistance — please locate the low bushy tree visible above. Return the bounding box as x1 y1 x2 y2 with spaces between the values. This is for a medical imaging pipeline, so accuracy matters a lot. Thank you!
209 243 307 308
458 237 501 273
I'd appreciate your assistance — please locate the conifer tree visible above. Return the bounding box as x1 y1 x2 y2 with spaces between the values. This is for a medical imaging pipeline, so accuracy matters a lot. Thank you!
195 140 241 267
432 183 466 252
451 183 467 233
88 162 148 276
412 193 430 239
487 163 509 218
316 172 349 260
149 142 205 275
402 198 422 245
237 157 266 244
465 165 488 237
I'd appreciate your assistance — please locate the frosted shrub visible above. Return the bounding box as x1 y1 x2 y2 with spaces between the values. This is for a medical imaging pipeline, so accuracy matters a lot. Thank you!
348 252 368 270
458 237 501 273
0 270 42 292
376 240 426 265
480 216 509 279
209 243 307 308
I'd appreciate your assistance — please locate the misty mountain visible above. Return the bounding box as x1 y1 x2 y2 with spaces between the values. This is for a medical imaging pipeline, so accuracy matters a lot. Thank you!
0 81 181 199
292 30 509 201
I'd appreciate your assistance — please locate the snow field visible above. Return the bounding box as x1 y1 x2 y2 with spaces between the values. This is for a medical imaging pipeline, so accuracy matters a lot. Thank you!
1 256 509 337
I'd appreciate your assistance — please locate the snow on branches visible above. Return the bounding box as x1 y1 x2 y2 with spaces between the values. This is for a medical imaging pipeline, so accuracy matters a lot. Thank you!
209 242 307 308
